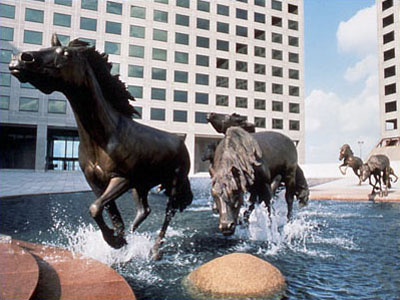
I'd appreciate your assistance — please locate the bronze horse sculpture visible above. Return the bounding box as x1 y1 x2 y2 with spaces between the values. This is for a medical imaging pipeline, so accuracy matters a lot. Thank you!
339 144 363 185
208 121 309 236
9 34 193 259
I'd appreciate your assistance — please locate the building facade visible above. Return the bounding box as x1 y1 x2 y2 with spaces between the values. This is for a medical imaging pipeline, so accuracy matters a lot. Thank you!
0 0 305 174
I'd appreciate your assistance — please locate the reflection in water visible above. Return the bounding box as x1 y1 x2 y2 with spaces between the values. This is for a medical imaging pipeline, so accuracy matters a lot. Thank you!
1 178 400 299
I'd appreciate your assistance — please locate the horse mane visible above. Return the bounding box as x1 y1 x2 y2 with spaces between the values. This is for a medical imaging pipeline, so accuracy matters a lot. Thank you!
212 127 262 201
67 39 140 118
341 144 354 156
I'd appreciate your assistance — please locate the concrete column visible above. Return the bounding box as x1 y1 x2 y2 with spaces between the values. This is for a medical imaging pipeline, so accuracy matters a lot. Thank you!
185 132 195 176
35 124 47 171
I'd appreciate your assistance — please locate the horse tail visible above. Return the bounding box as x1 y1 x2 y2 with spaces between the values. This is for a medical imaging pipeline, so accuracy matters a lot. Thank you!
212 127 262 197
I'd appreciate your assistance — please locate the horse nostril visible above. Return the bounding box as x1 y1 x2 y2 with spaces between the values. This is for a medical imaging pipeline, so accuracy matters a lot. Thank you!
21 52 34 63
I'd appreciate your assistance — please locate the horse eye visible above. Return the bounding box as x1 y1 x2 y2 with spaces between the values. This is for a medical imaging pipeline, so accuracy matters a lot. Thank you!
64 51 70 57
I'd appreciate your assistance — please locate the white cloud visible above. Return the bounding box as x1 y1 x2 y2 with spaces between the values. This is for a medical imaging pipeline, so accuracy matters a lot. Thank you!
344 54 378 83
336 5 377 57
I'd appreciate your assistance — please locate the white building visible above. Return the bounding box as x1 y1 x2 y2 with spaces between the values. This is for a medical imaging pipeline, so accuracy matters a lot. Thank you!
0 0 305 174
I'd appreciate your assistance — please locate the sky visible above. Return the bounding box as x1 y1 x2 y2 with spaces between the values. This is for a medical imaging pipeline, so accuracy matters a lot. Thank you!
303 0 379 164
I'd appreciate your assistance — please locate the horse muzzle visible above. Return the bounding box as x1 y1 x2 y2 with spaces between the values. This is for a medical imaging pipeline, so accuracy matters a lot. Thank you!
219 221 236 236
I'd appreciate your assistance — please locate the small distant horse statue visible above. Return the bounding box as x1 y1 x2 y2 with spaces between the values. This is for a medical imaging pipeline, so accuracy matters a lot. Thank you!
339 144 363 185
209 126 308 236
361 154 395 197
9 34 193 259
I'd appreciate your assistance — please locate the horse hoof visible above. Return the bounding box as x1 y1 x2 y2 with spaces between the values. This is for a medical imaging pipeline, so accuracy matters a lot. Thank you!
151 245 163 260
105 234 127 249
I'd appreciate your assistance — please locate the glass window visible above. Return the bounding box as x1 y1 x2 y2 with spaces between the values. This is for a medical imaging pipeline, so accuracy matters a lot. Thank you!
176 14 189 26
217 4 229 16
272 66 283 77
255 117 266 128
385 101 397 113
289 69 299 79
151 108 165 121
175 51 189 64
195 92 208 104
152 68 167 80
175 70 188 83
153 48 167 61
255 46 266 57
53 13 71 27
289 103 300 113
289 85 299 96
255 64 266 75
217 58 229 69
272 118 283 129
107 1 122 15
383 31 394 44
236 97 247 108
128 65 144 78
383 14 394 27
216 95 229 106
255 81 266 92
383 48 395 61
236 61 247 72
384 66 396 78
81 0 98 10
0 95 9 110
176 32 189 45
106 21 121 35
174 90 188 102
198 0 210 12
0 4 15 19
0 72 11 86
236 79 248 90
154 10 168 23
197 36 209 48
289 20 298 30
78 37 96 46
19 97 39 112
197 18 209 30
24 30 43 45
255 0 265 6
385 83 396 95
272 32 282 43
56 34 70 45
173 110 187 122
21 82 35 89
104 41 121 55
127 85 143 98
272 49 283 60
272 16 282 27
255 99 266 110
216 76 229 88
0 49 12 63
255 29 265 40
177 0 190 8
195 112 208 124
133 107 142 119
217 40 229 51
217 22 229 34
289 52 299 63
289 120 300 131
129 45 144 58
151 88 166 100
288 4 298 14
110 63 119 75
155 0 168 3
153 29 167 41
236 8 247 20
0 27 14 41
236 43 247 54
289 36 299 47
55 0 72 6
271 0 282 11
131 6 145 19
385 119 397 131
48 99 67 114
196 55 209 67
25 8 44 23
254 12 265 23
272 84 283 95
236 25 248 37
80 17 97 31
130 25 145 38
196 74 209 85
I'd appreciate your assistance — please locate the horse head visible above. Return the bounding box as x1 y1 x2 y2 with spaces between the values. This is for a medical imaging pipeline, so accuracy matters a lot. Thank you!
360 164 371 182
207 112 255 134
339 144 353 161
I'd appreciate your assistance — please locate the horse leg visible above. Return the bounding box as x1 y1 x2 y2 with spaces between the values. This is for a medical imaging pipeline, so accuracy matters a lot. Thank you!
105 201 124 236
284 174 296 220
243 193 257 224
130 188 151 232
339 164 347 175
152 205 175 260
89 177 130 249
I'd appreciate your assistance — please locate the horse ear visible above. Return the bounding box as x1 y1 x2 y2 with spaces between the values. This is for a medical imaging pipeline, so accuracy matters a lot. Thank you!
51 33 62 47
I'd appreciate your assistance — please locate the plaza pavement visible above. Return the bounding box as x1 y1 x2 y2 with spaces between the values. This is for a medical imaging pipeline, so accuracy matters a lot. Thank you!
0 163 399 201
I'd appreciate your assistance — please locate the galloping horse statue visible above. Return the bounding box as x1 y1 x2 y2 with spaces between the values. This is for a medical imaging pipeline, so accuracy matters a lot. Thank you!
9 34 193 259
208 123 309 236
339 144 363 185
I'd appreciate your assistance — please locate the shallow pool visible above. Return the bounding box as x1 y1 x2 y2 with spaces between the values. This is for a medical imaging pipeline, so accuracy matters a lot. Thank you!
1 178 399 299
